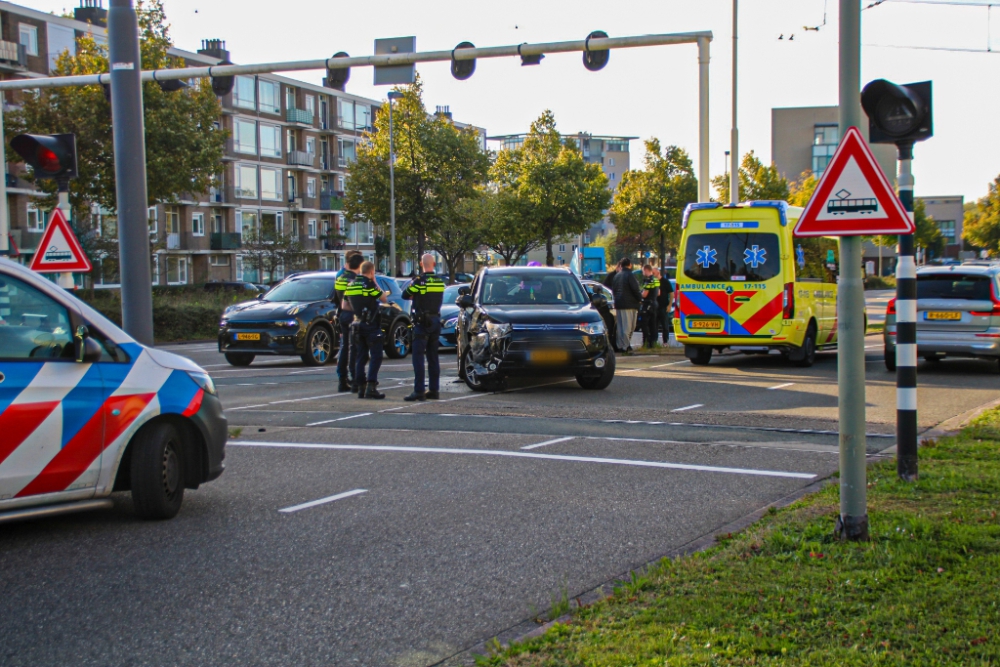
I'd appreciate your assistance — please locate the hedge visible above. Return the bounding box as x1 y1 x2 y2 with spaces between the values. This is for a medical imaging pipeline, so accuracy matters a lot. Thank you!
79 287 243 343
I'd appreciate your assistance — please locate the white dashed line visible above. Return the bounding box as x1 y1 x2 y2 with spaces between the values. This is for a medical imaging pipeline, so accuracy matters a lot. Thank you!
768 383 795 390
672 404 704 412
279 488 368 513
521 436 575 450
648 360 691 368
306 413 373 426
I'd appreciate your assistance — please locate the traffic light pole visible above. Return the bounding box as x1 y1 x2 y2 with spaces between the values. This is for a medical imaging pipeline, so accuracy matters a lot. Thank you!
895 143 918 481
108 0 154 346
0 102 9 255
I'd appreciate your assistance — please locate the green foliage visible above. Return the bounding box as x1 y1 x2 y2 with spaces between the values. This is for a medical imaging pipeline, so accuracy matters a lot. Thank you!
479 188 545 267
80 287 242 343
239 227 307 284
788 170 819 208
963 175 1000 256
870 199 946 258
712 151 790 204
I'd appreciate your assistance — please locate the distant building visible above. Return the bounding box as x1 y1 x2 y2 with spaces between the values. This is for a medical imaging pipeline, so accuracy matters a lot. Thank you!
918 195 965 259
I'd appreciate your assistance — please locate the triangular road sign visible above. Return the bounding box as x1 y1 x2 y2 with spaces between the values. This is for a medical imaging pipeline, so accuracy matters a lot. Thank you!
794 126 914 237
28 208 93 273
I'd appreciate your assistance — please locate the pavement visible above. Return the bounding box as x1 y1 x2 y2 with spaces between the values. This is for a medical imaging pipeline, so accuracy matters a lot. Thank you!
1 297 996 666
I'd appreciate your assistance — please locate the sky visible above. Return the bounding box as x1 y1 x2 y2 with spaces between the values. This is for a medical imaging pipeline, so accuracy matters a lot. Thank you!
22 0 1000 202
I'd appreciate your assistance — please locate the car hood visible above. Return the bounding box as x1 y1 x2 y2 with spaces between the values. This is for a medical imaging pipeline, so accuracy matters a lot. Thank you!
481 305 602 324
144 346 206 374
440 304 460 320
224 300 321 319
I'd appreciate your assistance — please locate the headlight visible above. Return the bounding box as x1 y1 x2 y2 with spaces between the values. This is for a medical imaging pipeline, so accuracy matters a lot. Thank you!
443 317 458 329
187 371 217 396
219 318 229 327
578 321 605 335
485 321 512 338
276 319 299 328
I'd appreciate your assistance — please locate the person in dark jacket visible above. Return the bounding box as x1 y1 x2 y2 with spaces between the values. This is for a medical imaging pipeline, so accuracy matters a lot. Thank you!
611 258 642 354
658 266 674 344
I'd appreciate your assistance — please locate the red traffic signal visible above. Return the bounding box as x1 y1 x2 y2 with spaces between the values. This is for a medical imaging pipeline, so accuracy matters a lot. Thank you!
10 133 78 184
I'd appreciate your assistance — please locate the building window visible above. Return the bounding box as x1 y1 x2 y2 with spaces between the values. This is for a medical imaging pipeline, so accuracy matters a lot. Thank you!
212 212 223 234
236 164 258 199
308 219 317 239
233 75 256 109
338 98 355 129
307 177 317 198
320 256 336 271
19 24 38 56
151 255 160 284
355 104 370 130
305 95 315 116
238 210 259 238
258 79 280 114
234 119 257 155
26 205 43 232
192 213 205 237
337 139 356 165
259 124 282 158
290 214 299 240
306 136 316 157
937 220 956 243
559 244 566 252
584 233 591 245
148 207 158 235
209 254 229 266
165 207 180 234
286 87 296 111
609 158 615 167
166 257 188 285
812 124 839 176
260 168 283 201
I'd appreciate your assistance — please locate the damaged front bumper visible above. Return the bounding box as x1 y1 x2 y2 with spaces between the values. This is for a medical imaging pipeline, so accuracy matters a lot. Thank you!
467 325 611 379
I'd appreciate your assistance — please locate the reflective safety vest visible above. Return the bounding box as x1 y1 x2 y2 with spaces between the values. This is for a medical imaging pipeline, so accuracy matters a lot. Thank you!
403 272 446 316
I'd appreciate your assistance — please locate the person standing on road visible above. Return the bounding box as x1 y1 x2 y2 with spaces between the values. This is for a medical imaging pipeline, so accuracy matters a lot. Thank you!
612 258 642 355
345 261 388 399
402 253 446 402
658 265 674 345
639 264 660 349
335 251 364 393
602 260 620 289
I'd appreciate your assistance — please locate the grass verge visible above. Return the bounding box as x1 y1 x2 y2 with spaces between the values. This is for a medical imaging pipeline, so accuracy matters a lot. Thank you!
481 408 1000 666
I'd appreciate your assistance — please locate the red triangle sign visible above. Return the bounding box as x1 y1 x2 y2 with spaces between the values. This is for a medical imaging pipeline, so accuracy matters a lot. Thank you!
28 208 93 273
793 126 914 237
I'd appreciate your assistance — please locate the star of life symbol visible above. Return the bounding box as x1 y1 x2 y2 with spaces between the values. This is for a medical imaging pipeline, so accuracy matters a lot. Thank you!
696 245 717 269
743 244 767 269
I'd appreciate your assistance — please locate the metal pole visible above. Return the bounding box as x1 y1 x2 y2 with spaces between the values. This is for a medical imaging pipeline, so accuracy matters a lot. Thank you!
388 98 396 277
0 101 9 255
56 191 74 289
729 0 740 205
895 143 918 481
836 0 868 541
697 37 711 203
109 0 154 346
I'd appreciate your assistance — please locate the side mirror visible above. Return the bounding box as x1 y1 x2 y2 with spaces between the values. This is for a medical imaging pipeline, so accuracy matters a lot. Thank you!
457 294 475 309
74 325 102 363
458 286 471 296
590 293 608 309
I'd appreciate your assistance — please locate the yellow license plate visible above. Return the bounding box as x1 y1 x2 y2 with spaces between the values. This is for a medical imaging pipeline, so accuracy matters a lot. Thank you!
688 319 722 330
530 349 569 364
235 333 261 341
926 311 961 321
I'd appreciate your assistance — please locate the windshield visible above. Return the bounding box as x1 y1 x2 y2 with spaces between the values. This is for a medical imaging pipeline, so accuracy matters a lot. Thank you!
443 284 467 303
263 277 336 302
917 275 994 300
684 233 781 282
481 272 588 306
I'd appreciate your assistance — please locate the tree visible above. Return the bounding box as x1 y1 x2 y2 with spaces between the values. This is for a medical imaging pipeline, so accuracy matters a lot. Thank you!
963 175 1000 256
479 161 545 266
712 151 790 204
428 194 489 282
788 170 819 207
871 198 945 259
239 226 307 284
609 139 698 266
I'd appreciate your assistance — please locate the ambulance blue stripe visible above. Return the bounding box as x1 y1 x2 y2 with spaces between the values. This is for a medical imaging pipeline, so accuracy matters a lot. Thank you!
683 291 751 336
0 363 45 414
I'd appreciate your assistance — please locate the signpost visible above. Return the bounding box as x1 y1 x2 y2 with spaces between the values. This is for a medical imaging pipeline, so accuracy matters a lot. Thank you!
28 207 91 288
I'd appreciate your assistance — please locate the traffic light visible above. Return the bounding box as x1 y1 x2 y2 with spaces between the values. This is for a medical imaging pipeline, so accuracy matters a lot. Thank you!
583 31 610 72
211 60 235 97
451 41 476 80
10 134 78 189
325 52 350 91
861 79 933 145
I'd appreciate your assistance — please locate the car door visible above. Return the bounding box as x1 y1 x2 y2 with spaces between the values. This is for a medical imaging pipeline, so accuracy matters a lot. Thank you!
0 272 104 504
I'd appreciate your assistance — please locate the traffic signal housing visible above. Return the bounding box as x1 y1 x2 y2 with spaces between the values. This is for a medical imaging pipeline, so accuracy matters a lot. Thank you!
451 42 476 80
583 31 610 72
861 79 932 145
325 52 350 91
10 133 78 188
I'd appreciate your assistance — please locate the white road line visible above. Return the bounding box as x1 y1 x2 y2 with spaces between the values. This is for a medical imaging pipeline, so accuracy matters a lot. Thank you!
268 393 345 405
521 436 575 450
228 404 270 411
864 344 881 349
648 360 691 368
768 382 795 390
231 441 816 480
278 488 368 513
307 413 373 426
672 404 704 412
290 368 329 374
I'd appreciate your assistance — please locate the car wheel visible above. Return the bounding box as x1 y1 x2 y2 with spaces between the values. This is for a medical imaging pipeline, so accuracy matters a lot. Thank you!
793 324 817 368
461 347 496 392
130 422 185 520
225 352 254 367
686 345 713 366
885 346 896 371
301 325 333 366
577 350 616 390
386 320 410 359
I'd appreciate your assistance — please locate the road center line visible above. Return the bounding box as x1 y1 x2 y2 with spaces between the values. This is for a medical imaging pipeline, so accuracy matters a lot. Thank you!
231 441 816 480
521 436 575 450
306 413 373 426
278 488 368 513
768 382 795 390
672 404 704 412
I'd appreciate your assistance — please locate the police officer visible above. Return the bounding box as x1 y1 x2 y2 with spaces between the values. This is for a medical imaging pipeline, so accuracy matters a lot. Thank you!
402 253 446 401
640 264 660 349
335 251 364 393
658 266 674 345
345 261 388 399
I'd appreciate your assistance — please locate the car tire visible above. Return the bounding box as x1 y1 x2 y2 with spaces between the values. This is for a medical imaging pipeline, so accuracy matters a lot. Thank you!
885 346 896 371
225 352 254 367
301 325 333 366
686 345 713 366
130 422 185 520
385 319 410 359
577 350 616 390
461 347 500 392
793 324 817 368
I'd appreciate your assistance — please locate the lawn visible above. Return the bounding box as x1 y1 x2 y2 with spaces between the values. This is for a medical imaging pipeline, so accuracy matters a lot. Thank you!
481 408 1000 666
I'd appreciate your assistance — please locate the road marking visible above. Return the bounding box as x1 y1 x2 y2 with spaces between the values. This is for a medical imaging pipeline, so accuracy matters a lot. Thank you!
768 382 795 390
228 403 270 411
279 488 368 513
521 436 575 450
231 441 816 480
648 360 691 368
306 413 373 426
290 368 329 374
865 344 881 349
672 404 704 412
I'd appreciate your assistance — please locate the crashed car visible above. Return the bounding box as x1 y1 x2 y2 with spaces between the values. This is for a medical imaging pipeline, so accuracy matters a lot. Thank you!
455 267 615 391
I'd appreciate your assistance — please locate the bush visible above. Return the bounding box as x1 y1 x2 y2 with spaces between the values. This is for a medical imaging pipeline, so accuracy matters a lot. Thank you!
864 274 896 290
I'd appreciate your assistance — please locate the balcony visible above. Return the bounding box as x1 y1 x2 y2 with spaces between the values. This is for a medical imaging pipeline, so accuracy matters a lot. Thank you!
323 238 346 250
209 184 235 204
287 150 316 168
210 233 242 250
5 173 18 188
286 107 314 125
300 195 318 209
337 156 347 168
320 191 344 211
166 233 181 250
0 41 27 70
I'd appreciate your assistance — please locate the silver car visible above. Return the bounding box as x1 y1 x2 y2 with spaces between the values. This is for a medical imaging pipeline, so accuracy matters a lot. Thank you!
884 261 1000 372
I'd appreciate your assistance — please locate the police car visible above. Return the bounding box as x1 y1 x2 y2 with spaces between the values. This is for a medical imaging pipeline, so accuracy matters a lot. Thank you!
0 258 226 523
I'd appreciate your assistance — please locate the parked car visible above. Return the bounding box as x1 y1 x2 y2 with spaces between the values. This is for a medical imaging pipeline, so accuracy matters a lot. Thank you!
438 283 470 350
204 281 265 294
0 257 227 522
455 267 615 391
218 272 411 367
884 261 1000 372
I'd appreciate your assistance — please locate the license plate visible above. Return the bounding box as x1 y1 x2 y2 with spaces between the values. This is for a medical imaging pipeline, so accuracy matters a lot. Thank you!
926 311 961 321
235 333 261 341
530 349 569 364
688 319 722 330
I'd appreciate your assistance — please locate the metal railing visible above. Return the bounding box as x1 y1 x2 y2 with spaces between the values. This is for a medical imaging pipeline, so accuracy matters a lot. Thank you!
0 41 27 68
286 107 314 125
287 150 315 167
210 233 242 250
320 191 344 211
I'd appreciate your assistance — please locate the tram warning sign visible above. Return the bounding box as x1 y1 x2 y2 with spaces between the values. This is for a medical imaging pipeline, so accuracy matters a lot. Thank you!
28 208 92 273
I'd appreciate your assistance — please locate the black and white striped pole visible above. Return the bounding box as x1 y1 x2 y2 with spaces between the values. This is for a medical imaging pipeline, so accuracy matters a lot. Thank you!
895 143 918 481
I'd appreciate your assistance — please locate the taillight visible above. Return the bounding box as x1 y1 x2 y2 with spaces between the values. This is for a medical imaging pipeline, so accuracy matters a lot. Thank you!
886 298 896 316
782 282 794 319
971 284 1000 316
674 289 681 315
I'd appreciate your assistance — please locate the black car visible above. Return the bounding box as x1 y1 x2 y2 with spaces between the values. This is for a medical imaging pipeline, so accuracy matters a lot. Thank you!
218 271 411 367
204 280 266 294
455 267 615 391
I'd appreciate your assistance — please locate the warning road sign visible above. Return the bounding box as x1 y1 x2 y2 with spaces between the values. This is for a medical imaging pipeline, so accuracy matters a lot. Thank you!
794 126 913 237
28 208 92 273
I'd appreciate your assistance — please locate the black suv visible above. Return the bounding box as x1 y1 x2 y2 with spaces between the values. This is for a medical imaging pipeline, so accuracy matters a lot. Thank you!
218 272 411 366
455 267 615 391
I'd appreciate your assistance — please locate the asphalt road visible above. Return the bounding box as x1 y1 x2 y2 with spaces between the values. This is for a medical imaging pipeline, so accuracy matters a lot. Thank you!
1 302 996 666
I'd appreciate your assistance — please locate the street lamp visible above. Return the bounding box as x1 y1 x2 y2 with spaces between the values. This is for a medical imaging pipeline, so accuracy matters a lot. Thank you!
387 90 403 276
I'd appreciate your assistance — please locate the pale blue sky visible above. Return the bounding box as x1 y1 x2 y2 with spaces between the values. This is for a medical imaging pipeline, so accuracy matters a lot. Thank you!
23 0 1000 201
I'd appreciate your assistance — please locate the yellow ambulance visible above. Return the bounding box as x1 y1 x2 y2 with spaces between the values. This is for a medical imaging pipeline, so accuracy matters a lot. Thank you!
673 201 840 367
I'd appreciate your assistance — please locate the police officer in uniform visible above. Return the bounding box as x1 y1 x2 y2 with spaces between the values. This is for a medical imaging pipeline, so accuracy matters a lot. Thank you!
402 253 446 401
334 251 364 393
345 261 388 399
640 264 660 348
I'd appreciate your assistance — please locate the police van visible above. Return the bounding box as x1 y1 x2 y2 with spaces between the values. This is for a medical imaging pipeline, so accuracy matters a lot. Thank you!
0 258 227 523
673 201 840 367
